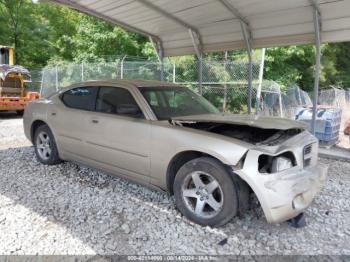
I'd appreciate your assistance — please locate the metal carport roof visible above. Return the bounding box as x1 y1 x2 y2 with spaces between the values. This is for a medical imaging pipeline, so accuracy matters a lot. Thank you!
47 0 349 133
48 0 350 57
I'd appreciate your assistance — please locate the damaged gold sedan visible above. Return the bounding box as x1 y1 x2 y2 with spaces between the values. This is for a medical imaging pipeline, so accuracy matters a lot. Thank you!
23 80 328 227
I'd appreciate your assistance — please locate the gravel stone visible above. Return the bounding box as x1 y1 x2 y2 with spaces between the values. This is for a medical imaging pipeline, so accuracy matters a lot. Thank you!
0 117 349 255
121 224 131 234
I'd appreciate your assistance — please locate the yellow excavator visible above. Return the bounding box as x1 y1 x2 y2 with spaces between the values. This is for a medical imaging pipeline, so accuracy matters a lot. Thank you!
0 46 40 115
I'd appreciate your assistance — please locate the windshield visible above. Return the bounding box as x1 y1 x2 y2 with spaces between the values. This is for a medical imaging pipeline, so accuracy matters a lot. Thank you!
138 86 219 120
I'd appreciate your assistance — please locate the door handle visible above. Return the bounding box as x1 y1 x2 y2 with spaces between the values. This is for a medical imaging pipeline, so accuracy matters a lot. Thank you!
91 119 99 124
51 112 57 116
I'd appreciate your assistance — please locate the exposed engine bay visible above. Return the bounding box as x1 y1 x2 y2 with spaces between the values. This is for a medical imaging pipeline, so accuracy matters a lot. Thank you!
172 121 303 146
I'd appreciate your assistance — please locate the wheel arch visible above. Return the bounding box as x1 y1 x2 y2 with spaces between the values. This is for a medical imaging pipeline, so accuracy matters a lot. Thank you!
166 151 208 194
30 120 48 142
166 150 246 195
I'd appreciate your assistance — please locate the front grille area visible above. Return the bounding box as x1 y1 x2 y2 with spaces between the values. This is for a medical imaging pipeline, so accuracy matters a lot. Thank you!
303 144 313 167
303 144 312 155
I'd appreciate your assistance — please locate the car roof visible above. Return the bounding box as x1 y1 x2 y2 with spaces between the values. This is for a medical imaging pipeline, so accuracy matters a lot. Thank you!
67 79 182 89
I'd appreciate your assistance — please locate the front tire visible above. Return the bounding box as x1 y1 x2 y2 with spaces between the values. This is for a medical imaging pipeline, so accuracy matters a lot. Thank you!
34 124 61 165
173 157 239 227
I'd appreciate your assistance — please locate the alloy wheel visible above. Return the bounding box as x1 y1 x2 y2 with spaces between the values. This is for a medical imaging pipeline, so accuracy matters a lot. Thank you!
181 171 224 218
36 131 52 160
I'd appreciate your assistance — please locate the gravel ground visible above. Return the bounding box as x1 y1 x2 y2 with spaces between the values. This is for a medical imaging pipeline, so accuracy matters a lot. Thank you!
0 115 349 255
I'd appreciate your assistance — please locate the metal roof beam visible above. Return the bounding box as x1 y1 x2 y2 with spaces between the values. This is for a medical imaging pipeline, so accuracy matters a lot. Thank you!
48 0 162 43
218 0 253 52
136 0 203 56
189 29 203 59
309 0 321 15
149 37 164 62
218 0 249 28
136 0 202 38
149 37 165 81
309 0 322 30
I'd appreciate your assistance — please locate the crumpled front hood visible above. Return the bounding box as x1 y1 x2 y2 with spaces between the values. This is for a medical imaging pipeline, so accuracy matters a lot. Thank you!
171 114 306 130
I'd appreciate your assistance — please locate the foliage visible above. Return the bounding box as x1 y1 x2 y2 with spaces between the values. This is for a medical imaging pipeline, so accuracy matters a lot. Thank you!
0 0 51 67
0 0 150 68
264 43 350 91
264 46 316 91
323 43 350 87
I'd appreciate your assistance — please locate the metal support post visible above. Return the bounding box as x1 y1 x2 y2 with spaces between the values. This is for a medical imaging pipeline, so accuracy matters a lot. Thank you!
160 53 164 81
256 48 265 114
311 5 322 134
189 29 204 95
241 22 253 114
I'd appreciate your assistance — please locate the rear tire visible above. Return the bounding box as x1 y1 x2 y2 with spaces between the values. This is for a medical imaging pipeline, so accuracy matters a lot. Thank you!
33 124 61 165
173 157 239 227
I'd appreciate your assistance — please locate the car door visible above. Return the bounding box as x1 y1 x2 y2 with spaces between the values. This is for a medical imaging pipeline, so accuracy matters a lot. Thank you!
49 86 98 158
83 86 151 183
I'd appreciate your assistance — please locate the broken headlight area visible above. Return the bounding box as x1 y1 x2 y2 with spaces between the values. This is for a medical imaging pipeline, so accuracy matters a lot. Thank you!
175 121 303 145
258 152 296 174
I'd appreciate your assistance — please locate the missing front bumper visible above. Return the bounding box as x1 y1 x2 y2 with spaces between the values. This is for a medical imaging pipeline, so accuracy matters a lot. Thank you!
236 162 328 224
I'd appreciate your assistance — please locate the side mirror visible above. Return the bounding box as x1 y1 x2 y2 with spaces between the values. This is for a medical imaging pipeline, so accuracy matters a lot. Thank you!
117 104 143 117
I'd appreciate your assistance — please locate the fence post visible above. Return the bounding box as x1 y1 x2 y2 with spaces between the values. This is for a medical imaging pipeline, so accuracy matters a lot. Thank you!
279 92 284 118
39 69 44 96
198 55 203 95
120 55 126 79
81 62 84 82
173 62 176 83
223 51 228 112
55 66 58 91
121 61 124 79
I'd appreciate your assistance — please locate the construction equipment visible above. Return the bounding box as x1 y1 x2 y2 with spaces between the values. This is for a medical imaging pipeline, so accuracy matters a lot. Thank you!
0 46 40 115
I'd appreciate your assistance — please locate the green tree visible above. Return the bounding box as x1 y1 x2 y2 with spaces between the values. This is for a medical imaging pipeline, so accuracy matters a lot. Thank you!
0 0 151 68
68 15 146 63
264 45 317 91
324 43 350 87
0 0 50 66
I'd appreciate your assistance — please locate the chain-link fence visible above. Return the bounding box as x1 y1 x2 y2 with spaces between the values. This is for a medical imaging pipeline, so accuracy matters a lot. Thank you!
40 59 262 113
257 83 350 117
255 82 350 148
319 87 348 108
25 68 42 92
34 58 350 148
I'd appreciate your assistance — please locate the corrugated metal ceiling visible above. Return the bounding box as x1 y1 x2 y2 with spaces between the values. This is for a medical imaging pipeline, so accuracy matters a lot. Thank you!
48 0 350 56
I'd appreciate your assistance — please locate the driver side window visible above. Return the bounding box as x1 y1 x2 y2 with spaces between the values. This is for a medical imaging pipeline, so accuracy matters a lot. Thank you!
96 86 144 118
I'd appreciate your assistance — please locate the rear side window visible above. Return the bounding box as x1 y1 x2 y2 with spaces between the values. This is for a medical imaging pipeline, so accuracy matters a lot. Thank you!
61 87 98 111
